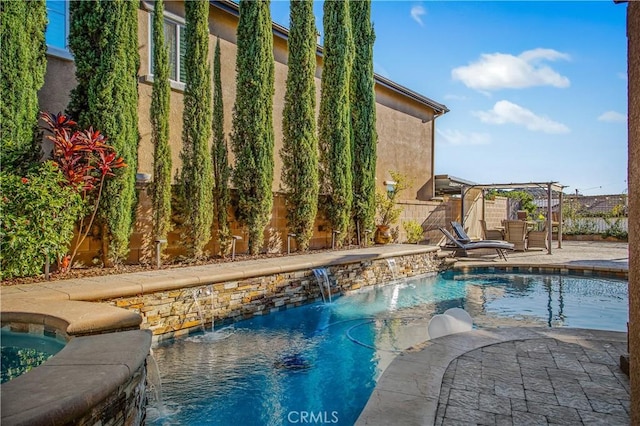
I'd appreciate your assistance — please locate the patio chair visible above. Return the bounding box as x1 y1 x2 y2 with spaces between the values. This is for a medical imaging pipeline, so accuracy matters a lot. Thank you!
480 219 504 240
439 227 514 261
504 220 528 251
451 221 504 243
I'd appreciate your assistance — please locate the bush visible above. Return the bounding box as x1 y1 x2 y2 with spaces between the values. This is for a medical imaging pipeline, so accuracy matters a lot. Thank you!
0 162 84 280
403 220 424 244
603 218 628 240
563 218 599 235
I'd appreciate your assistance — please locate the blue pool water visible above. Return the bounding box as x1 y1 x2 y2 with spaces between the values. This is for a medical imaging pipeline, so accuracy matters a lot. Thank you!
146 271 628 425
1 329 65 383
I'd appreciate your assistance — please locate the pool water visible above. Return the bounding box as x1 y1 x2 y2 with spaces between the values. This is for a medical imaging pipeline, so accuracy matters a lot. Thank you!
1 329 66 383
146 271 628 425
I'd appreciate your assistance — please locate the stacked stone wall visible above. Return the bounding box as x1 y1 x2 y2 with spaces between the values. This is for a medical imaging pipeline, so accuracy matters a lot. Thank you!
106 252 442 342
76 362 147 426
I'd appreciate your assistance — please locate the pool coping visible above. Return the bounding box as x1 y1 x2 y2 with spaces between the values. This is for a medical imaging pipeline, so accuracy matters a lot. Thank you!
1 329 152 426
355 327 628 425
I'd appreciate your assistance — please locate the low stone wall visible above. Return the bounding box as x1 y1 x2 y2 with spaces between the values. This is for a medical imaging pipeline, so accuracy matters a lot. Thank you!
106 251 443 342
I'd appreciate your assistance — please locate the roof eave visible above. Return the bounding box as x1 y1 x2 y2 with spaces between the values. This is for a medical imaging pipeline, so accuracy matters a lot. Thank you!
209 0 449 116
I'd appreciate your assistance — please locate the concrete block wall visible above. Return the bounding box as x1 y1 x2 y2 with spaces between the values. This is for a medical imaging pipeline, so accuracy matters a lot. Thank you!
485 197 509 229
396 199 450 245
72 190 492 265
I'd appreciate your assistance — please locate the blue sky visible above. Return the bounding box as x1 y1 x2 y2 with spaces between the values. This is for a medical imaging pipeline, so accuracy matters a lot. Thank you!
270 1 628 196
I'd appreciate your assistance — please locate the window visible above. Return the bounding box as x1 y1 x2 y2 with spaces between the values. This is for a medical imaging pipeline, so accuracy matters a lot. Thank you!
150 16 186 84
45 0 70 56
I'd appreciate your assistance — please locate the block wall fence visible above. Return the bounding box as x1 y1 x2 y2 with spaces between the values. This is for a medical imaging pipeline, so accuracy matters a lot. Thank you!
72 186 473 267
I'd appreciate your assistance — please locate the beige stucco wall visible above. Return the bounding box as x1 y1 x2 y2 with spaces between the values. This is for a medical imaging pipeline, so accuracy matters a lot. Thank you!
627 1 639 423
134 1 438 198
375 86 435 201
38 0 444 259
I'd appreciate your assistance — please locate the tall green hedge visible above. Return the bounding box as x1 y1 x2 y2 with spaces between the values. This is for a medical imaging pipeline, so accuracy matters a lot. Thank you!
318 0 354 247
0 0 47 172
350 0 377 242
231 0 275 255
67 0 140 264
212 38 231 256
179 0 214 259
280 0 319 251
151 0 173 249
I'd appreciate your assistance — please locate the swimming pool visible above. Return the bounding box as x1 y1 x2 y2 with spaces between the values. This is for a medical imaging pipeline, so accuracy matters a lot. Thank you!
1 329 66 384
146 271 628 425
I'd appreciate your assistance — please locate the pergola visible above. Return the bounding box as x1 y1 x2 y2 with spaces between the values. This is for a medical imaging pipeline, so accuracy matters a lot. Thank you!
460 182 566 255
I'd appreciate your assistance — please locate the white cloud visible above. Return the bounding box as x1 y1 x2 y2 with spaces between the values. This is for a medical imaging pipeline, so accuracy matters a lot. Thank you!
437 128 491 146
598 111 627 123
410 5 426 27
473 100 570 134
617 72 628 81
452 48 571 91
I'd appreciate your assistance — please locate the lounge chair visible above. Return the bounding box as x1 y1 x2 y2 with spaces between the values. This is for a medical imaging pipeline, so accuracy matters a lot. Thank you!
451 221 504 244
439 227 514 261
450 221 472 243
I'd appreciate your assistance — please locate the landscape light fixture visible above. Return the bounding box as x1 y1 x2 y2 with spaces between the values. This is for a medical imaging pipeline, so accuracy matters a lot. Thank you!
384 180 397 198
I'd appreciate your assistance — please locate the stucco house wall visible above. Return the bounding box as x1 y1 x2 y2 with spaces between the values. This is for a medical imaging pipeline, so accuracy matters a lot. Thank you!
37 0 448 260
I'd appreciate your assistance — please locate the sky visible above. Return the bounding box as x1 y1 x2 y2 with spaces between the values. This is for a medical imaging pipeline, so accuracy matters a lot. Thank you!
269 0 629 196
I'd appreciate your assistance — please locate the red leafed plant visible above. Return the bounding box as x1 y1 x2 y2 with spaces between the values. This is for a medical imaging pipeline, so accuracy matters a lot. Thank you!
41 111 126 271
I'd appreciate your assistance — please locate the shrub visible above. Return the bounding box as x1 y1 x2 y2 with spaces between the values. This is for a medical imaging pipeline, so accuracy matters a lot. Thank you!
375 171 408 227
0 162 84 280
403 220 424 244
563 218 599 235
603 218 628 240
42 111 126 269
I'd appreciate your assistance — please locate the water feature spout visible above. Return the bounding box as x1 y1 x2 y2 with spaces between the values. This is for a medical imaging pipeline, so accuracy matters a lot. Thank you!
386 258 399 282
191 289 207 332
312 268 332 303
146 349 165 416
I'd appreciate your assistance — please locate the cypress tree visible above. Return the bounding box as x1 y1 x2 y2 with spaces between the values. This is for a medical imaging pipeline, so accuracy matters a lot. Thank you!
67 0 140 264
350 0 377 243
280 0 318 251
151 0 172 249
318 0 354 247
211 38 231 256
0 0 47 172
179 0 214 258
231 0 275 255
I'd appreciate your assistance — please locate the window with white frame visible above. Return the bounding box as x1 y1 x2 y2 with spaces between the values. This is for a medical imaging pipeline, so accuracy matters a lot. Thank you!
150 16 186 84
45 0 69 54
